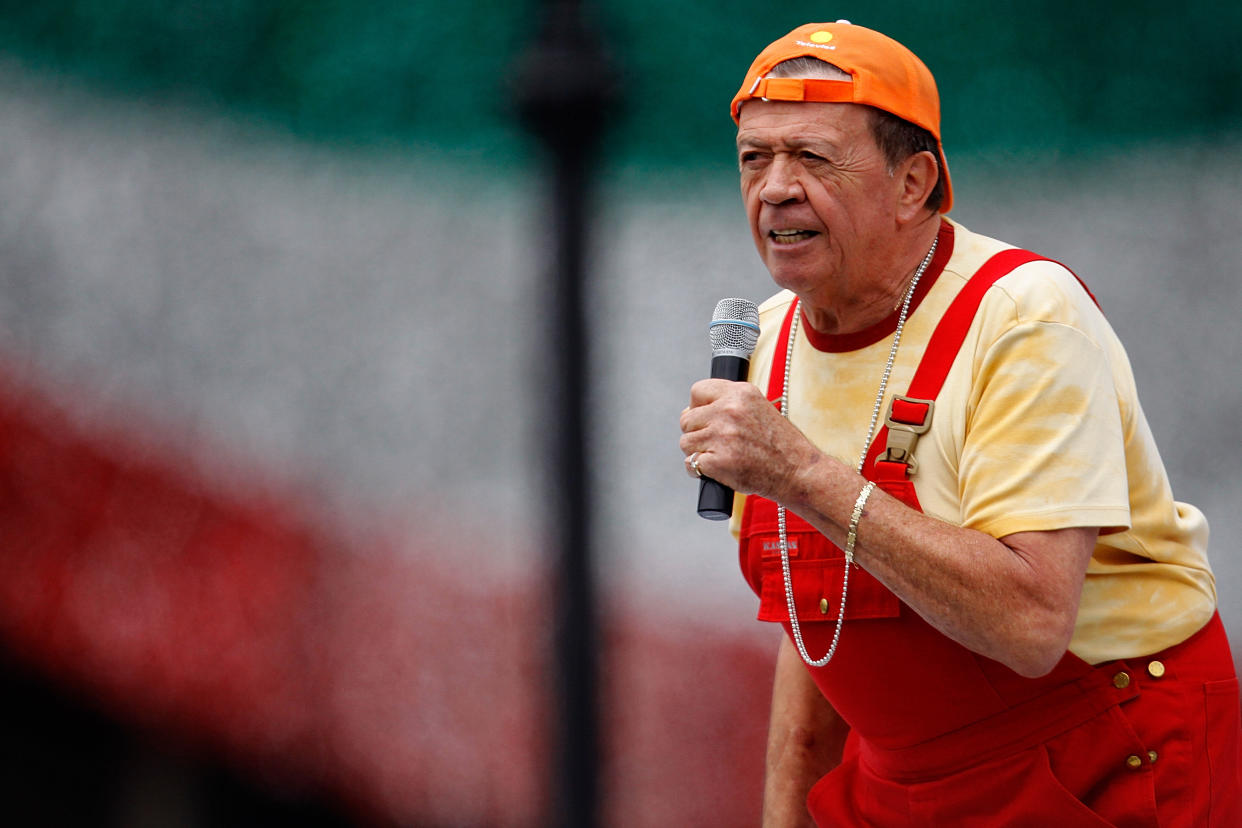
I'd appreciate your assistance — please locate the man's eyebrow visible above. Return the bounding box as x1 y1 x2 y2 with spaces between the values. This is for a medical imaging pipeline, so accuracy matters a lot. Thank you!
736 133 834 151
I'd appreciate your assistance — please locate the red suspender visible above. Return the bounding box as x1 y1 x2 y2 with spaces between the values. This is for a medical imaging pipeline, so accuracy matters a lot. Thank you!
862 248 1055 479
765 295 799 405
767 248 1092 490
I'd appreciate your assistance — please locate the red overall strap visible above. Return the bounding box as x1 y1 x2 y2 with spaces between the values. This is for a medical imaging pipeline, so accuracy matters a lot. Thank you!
765 296 800 405
760 247 1092 509
739 300 805 544
860 247 1091 478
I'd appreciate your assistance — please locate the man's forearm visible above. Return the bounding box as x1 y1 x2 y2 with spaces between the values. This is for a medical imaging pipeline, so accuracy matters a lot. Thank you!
681 378 1095 677
763 635 850 827
779 448 1096 677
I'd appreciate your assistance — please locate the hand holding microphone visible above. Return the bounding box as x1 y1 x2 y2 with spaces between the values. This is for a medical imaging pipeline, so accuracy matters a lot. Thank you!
694 298 760 520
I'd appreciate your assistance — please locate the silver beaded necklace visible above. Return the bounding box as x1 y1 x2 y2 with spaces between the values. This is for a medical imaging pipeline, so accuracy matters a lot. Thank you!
778 237 938 667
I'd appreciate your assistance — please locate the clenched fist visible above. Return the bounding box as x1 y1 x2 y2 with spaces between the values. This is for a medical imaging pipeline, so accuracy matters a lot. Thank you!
679 378 825 504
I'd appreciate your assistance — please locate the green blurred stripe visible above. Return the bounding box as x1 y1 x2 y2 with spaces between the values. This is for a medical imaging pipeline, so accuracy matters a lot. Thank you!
0 1 1237 168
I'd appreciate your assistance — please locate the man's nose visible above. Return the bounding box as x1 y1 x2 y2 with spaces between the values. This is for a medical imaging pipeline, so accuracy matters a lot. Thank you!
760 155 804 204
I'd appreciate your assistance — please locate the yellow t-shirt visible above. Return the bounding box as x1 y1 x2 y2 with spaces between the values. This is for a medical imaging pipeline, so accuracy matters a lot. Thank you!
732 219 1215 664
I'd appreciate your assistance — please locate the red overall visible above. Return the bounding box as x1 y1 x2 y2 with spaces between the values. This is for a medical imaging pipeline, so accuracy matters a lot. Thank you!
739 249 1242 826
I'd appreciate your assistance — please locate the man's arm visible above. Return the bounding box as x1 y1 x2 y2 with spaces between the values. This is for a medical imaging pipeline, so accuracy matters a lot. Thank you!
681 379 1098 677
764 635 849 827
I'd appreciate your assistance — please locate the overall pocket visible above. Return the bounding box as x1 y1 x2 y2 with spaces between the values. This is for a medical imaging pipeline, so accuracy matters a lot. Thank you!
749 529 900 624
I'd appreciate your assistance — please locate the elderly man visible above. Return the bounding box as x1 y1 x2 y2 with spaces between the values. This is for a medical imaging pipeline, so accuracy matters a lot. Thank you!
679 21 1240 827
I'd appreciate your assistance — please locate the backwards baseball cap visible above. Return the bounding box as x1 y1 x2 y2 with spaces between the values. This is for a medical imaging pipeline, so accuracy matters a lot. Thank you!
731 21 952 213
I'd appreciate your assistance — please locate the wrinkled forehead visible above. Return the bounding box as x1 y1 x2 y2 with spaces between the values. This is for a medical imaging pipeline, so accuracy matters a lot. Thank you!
734 98 874 153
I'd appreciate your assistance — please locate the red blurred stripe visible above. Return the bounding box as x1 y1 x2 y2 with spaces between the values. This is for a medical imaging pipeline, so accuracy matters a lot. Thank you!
0 363 769 826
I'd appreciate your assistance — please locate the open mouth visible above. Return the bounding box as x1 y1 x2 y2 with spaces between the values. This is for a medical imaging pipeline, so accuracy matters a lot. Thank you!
769 228 819 244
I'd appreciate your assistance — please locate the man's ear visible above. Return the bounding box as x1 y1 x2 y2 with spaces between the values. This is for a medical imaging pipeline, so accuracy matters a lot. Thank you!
895 150 939 223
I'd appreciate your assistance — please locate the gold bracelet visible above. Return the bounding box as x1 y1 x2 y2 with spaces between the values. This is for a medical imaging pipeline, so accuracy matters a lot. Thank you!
845 481 877 565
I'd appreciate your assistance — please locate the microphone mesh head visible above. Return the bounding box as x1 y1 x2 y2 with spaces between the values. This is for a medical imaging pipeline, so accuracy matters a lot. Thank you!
709 298 760 356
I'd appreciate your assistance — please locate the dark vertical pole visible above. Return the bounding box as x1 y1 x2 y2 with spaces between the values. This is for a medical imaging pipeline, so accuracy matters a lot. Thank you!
513 3 616 827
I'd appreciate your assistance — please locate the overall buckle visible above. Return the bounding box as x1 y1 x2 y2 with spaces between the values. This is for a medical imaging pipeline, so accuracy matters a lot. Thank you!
881 396 935 475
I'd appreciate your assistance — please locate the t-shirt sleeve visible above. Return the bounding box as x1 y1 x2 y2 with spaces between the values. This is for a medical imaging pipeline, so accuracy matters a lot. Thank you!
958 315 1132 539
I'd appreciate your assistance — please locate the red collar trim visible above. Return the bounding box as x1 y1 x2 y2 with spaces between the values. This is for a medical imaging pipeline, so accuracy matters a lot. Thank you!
801 220 955 354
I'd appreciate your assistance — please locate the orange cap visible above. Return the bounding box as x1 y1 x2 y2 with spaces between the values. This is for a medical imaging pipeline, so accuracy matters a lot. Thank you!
731 22 952 213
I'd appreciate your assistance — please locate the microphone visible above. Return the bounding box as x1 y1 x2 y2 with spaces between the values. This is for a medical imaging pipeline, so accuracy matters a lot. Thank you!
698 298 760 520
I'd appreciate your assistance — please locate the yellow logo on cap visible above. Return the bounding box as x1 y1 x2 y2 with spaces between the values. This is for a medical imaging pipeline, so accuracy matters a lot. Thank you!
809 31 834 44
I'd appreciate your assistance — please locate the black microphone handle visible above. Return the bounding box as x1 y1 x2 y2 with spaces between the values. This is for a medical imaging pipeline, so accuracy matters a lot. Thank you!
697 354 750 520
708 354 748 383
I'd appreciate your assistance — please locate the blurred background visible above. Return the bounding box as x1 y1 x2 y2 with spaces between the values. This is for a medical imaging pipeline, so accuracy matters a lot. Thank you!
0 1 1238 825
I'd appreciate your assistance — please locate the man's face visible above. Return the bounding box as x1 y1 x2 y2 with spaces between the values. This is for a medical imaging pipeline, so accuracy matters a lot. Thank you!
736 100 901 313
